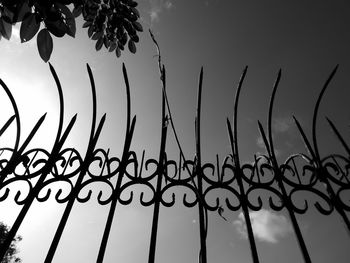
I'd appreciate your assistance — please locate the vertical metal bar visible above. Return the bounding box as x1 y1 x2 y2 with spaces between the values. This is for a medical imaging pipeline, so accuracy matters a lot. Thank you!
326 118 350 158
97 193 117 263
228 120 259 263
44 64 105 263
45 191 76 263
264 69 311 263
96 64 134 263
96 116 136 263
0 114 76 261
45 115 106 263
0 79 21 182
310 65 350 234
195 68 207 263
319 170 350 233
0 63 75 261
285 189 312 263
148 73 168 263
295 116 350 234
227 66 260 263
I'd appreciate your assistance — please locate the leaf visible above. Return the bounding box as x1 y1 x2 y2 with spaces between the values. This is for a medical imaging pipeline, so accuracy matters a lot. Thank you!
95 37 103 51
37 29 53 62
131 34 139 43
0 18 12 40
56 3 76 37
128 39 136 53
91 30 103 40
87 25 94 38
65 15 76 37
128 1 138 8
82 20 92 28
20 13 40 42
118 41 124 50
103 35 110 48
115 46 121 57
45 19 66 38
109 41 117 52
68 22 76 38
2 7 14 23
120 32 128 45
132 21 143 32
72 5 83 17
13 1 31 22
130 7 140 18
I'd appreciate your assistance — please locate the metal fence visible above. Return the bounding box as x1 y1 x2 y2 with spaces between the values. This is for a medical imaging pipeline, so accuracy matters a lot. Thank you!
0 63 349 263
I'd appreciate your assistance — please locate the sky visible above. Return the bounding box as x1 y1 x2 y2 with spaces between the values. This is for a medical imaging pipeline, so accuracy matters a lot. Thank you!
0 0 350 262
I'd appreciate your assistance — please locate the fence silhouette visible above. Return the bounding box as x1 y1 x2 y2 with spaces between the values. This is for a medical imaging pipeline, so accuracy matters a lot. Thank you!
0 63 349 263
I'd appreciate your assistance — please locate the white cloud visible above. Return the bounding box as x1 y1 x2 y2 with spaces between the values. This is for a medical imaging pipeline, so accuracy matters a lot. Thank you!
233 209 292 243
149 0 174 23
164 1 173 9
256 133 282 157
273 117 293 133
255 116 296 157
149 9 160 23
256 117 293 148
256 135 265 149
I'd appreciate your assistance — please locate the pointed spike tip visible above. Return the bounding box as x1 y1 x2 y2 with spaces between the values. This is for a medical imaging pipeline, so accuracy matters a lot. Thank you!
122 63 128 78
41 112 48 120
86 63 92 74
241 66 248 76
72 113 78 122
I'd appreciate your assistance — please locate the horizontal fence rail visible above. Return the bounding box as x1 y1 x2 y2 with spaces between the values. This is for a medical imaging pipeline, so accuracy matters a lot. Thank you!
0 63 349 263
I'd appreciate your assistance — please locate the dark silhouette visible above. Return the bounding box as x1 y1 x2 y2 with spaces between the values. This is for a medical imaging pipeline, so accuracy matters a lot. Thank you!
0 0 142 62
0 222 21 263
0 10 348 261
0 61 347 263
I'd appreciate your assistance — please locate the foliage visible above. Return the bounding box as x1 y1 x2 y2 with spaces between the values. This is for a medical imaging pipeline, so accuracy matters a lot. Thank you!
0 0 143 62
0 222 22 263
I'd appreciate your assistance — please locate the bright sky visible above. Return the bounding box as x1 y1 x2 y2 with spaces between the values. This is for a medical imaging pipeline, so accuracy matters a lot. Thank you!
0 0 350 262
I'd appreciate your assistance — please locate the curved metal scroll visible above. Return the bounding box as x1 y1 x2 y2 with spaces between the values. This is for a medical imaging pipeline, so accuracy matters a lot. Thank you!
0 64 348 263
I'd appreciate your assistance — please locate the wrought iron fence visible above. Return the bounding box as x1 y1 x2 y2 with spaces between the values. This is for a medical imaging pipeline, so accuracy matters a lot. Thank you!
0 62 349 263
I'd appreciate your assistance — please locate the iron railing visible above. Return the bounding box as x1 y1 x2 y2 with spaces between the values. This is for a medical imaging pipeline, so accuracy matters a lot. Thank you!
0 62 348 263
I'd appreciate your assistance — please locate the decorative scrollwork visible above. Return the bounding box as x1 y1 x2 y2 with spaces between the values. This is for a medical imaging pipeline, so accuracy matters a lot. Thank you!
1 63 350 263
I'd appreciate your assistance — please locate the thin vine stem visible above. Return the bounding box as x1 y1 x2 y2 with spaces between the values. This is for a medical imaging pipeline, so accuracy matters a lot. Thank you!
149 29 198 189
149 29 209 262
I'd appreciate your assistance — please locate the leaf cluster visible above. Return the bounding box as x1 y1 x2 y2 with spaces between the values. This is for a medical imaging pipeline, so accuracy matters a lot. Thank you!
0 0 143 62
0 222 22 263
